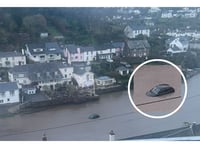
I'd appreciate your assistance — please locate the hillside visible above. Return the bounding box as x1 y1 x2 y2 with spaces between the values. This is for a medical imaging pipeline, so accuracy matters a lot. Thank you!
0 8 124 51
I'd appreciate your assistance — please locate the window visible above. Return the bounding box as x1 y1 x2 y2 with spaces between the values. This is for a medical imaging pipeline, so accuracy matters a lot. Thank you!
7 98 10 102
1 92 5 97
86 74 90 81
10 90 15 96
40 55 45 59
65 74 67 78
0 100 3 103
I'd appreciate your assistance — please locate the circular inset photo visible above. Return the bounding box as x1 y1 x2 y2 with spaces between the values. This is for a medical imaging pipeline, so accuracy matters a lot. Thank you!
128 59 187 119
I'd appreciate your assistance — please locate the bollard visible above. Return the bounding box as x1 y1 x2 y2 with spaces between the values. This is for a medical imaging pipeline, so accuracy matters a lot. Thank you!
109 130 115 141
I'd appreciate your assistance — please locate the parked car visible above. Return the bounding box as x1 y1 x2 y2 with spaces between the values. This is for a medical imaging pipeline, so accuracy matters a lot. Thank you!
88 113 100 119
146 84 175 97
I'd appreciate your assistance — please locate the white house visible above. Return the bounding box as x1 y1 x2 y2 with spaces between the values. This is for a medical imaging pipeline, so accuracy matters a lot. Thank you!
24 42 63 63
161 11 173 18
115 66 131 76
72 63 94 88
167 37 189 55
166 30 200 39
0 51 26 68
8 62 73 90
22 85 37 95
95 76 116 87
64 42 124 63
148 7 161 13
0 82 19 104
124 25 150 39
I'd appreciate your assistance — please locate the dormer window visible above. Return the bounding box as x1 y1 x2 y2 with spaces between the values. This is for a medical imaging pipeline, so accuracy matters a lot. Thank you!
33 48 43 52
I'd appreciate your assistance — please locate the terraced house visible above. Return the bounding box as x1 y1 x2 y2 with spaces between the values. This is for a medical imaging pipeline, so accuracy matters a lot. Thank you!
0 51 26 68
24 42 63 63
8 62 73 90
0 82 19 104
64 42 124 64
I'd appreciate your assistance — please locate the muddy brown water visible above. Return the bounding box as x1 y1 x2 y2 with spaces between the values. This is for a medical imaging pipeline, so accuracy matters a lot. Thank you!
0 74 199 140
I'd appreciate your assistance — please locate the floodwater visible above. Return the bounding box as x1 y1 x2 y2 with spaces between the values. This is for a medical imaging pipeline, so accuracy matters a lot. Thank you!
0 74 200 141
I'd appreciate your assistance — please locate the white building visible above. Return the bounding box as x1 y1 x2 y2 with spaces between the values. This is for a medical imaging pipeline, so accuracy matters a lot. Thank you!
124 25 150 39
167 37 189 55
24 42 63 63
22 85 37 95
72 63 94 88
115 66 131 76
161 11 173 18
0 52 26 68
8 62 73 90
95 76 116 87
64 42 124 63
166 30 200 39
0 82 19 104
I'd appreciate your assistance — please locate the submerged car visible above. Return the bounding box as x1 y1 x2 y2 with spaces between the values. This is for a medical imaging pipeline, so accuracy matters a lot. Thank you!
88 113 100 119
146 84 175 97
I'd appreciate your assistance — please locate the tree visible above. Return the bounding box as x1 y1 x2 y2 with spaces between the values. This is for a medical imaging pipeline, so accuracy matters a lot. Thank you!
23 14 47 35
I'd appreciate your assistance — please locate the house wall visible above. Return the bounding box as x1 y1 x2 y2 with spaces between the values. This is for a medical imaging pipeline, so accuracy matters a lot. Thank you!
59 67 74 81
0 56 26 68
24 88 36 95
124 26 150 38
73 72 94 88
38 80 65 90
83 51 96 62
117 69 130 76
132 29 150 38
8 72 31 86
95 78 116 86
129 49 148 57
0 89 19 104
26 46 62 63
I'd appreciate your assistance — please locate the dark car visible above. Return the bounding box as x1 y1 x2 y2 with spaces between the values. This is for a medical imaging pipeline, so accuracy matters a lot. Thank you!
146 84 175 97
88 113 100 119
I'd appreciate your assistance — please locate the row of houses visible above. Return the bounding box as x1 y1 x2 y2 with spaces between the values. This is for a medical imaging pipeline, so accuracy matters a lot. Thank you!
165 36 200 55
0 39 150 105
0 41 150 69
166 30 200 39
0 60 132 104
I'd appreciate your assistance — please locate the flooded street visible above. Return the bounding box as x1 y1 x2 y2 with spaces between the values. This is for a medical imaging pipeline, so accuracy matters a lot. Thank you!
0 74 200 140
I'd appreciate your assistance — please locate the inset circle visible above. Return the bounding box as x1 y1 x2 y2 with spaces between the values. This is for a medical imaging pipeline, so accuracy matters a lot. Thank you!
128 59 188 119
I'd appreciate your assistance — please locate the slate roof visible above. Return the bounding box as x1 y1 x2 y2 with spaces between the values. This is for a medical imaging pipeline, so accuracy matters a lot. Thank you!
126 40 150 49
9 62 72 82
0 82 18 93
27 42 63 55
121 123 200 140
65 44 80 54
96 76 113 80
0 51 24 58
96 42 125 50
73 66 87 75
65 44 95 53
